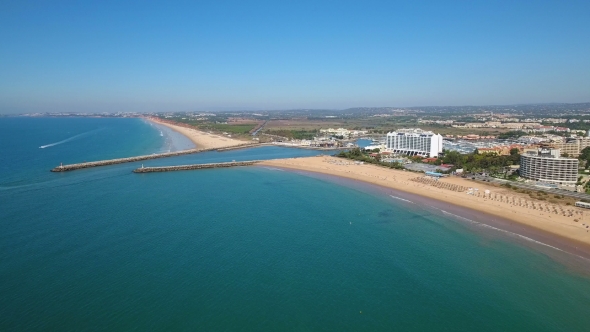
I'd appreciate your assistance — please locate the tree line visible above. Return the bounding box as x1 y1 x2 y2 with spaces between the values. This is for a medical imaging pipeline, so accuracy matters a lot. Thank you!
337 147 522 176
336 148 404 169
439 148 521 174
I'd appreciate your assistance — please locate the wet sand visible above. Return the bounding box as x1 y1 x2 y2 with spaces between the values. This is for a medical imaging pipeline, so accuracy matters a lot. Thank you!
260 156 590 259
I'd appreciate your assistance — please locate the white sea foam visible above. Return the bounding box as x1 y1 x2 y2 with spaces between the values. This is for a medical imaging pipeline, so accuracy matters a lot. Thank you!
438 209 590 261
263 167 284 171
389 195 414 204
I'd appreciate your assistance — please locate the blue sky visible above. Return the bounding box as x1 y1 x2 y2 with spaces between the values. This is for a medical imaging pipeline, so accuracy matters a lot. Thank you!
1 0 589 113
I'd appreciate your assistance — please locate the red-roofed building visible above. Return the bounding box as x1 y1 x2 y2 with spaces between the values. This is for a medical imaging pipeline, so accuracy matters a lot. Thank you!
422 157 438 163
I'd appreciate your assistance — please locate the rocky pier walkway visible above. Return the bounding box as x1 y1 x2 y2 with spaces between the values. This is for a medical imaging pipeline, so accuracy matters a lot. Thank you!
215 143 266 152
50 148 216 172
132 161 260 173
50 143 260 172
50 141 344 172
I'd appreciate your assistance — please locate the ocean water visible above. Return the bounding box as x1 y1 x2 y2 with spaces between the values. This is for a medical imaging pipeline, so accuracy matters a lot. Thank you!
1 117 590 331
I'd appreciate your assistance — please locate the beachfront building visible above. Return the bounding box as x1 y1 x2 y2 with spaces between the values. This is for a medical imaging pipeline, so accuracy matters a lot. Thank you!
319 128 368 138
541 137 590 158
519 148 578 187
476 144 529 156
386 128 443 157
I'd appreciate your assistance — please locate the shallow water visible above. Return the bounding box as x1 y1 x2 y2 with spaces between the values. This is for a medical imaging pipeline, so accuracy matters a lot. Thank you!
147 120 196 152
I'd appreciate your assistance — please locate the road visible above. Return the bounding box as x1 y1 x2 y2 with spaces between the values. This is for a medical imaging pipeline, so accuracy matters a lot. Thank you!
251 120 268 136
466 175 590 200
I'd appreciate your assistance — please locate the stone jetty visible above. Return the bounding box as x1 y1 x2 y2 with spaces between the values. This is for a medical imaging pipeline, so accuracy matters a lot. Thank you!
132 161 260 173
50 141 342 172
50 143 260 172
51 148 212 172
216 143 266 152
275 145 345 151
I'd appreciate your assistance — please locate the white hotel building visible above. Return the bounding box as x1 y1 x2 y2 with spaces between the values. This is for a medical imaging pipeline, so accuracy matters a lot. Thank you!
386 129 443 157
519 148 578 186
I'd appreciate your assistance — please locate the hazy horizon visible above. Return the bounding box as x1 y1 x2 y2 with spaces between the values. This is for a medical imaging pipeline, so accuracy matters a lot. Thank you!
4 101 590 115
1 1 589 114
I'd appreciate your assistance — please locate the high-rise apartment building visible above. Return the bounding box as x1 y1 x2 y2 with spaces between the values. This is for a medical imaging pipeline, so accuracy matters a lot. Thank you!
386 128 443 158
519 148 578 186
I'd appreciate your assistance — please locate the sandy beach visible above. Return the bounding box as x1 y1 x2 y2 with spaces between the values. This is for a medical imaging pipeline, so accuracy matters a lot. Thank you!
146 117 247 149
261 156 590 249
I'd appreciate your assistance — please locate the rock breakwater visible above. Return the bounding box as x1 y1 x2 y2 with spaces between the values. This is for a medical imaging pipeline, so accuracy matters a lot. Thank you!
132 161 260 173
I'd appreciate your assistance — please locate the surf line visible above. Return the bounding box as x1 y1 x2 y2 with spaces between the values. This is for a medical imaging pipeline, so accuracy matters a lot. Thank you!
39 128 103 149
262 167 284 171
390 195 414 204
438 209 590 262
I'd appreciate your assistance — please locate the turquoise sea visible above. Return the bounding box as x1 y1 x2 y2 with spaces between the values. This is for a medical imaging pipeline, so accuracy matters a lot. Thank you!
1 117 590 331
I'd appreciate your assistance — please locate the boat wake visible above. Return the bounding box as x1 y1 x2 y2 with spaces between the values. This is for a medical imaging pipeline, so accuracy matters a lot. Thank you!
389 195 414 204
39 129 102 149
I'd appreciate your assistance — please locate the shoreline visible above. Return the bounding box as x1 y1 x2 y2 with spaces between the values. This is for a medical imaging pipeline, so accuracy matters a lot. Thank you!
145 120 196 152
145 117 246 150
260 156 590 260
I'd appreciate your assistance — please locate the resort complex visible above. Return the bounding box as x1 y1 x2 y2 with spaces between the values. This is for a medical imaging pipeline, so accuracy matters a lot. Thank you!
386 128 443 157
